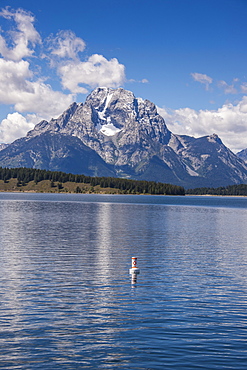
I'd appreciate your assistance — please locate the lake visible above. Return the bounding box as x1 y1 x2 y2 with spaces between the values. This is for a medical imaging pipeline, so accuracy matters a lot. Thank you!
0 193 247 369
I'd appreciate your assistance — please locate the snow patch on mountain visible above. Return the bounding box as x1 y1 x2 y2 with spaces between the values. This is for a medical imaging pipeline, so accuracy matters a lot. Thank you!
99 120 122 136
94 90 122 136
97 91 113 120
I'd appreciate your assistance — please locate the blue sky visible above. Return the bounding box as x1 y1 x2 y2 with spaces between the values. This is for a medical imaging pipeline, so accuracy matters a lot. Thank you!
0 0 247 152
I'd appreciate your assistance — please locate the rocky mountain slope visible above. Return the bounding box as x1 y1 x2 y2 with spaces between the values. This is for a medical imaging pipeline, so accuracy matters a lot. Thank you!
237 149 247 163
0 87 247 188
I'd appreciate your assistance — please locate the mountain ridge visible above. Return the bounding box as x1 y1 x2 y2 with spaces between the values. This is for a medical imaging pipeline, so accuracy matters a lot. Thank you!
0 87 247 188
237 148 247 163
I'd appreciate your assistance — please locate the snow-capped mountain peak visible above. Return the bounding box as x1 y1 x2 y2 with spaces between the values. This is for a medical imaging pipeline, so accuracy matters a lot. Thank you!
1 87 247 188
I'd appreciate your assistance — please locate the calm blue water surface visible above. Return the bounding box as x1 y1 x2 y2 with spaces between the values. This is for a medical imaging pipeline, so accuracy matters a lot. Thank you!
0 193 247 369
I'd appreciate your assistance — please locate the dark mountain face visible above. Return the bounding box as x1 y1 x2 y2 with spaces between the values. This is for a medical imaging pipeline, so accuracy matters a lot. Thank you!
0 133 115 177
0 87 247 188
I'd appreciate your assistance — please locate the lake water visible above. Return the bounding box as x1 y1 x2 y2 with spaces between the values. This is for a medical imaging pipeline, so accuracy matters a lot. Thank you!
0 193 247 369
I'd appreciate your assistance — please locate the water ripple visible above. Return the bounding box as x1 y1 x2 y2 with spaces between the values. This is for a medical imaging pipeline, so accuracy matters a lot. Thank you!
0 194 247 369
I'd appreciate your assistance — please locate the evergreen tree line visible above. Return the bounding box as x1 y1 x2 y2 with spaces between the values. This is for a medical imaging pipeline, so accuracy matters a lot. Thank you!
0 167 185 195
186 184 247 196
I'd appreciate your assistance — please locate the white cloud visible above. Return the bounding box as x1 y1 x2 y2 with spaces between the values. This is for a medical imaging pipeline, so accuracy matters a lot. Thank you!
191 72 213 90
218 80 237 94
0 58 74 116
158 96 247 152
0 59 33 103
240 83 247 93
0 8 74 117
128 78 149 83
0 112 35 143
58 54 125 93
0 7 41 61
47 30 86 61
192 74 245 95
14 81 75 116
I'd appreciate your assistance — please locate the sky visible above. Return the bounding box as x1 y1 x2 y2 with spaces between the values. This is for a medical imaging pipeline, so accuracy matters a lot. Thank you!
0 0 247 152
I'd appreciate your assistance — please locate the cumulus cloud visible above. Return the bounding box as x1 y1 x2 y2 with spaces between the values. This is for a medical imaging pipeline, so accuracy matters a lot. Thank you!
0 112 35 143
191 72 213 90
0 57 74 115
58 54 125 93
46 32 126 93
46 30 125 94
0 59 33 102
158 96 247 152
14 81 74 115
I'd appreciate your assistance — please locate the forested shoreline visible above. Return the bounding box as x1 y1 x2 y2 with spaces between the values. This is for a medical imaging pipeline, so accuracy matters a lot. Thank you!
0 167 246 196
0 167 185 195
186 184 247 196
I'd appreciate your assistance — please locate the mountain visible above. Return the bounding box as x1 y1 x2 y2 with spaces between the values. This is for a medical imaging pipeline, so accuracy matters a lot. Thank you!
0 132 114 177
0 87 247 188
237 149 247 163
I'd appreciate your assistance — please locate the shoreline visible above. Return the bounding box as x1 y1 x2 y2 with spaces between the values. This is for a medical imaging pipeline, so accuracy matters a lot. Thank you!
0 189 246 197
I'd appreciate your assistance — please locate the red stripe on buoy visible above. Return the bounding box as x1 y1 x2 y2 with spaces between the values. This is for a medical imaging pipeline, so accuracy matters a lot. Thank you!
132 257 137 268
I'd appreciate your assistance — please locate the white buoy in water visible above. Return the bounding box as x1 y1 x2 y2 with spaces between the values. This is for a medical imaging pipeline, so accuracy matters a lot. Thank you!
129 256 140 275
